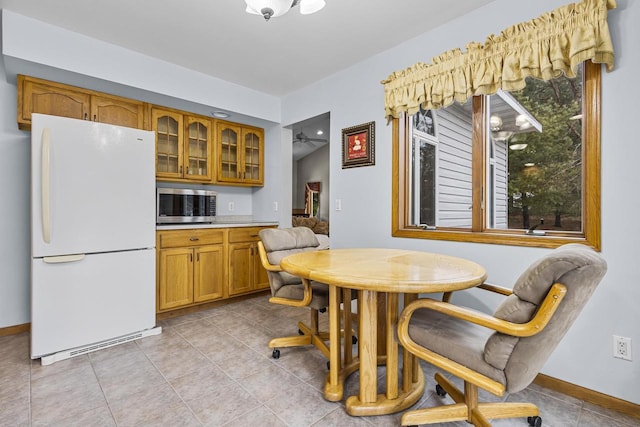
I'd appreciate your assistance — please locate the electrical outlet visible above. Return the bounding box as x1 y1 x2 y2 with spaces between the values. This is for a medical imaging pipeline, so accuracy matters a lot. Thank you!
335 199 342 211
228 202 235 212
273 201 278 211
613 335 632 361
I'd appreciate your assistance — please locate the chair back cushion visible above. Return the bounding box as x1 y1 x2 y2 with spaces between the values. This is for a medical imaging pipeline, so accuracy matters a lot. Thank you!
258 227 320 295
483 244 607 392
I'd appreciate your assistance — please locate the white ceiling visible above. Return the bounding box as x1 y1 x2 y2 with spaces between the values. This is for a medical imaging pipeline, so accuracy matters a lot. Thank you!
0 0 495 160
0 0 494 97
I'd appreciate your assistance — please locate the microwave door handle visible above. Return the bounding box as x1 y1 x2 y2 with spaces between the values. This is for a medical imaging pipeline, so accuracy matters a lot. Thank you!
41 128 51 244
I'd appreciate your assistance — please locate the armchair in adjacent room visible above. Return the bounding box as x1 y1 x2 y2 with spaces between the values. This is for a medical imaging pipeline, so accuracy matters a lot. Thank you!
257 227 355 360
397 243 607 427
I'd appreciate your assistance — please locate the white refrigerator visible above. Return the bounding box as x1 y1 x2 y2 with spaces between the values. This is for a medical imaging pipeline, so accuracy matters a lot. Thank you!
30 114 160 365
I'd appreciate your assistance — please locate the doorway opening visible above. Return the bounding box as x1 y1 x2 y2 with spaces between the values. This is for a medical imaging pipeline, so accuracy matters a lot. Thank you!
290 112 330 221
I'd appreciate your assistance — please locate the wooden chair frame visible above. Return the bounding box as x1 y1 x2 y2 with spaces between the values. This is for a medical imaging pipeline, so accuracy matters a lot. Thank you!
257 241 355 360
397 283 567 426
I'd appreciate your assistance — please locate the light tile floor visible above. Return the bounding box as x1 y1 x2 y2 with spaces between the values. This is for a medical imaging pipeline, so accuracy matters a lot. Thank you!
1 294 638 427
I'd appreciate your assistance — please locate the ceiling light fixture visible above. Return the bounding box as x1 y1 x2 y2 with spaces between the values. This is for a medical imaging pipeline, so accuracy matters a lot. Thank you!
245 0 326 21
508 136 527 150
212 111 230 118
491 130 513 143
509 143 528 151
316 130 323 135
490 115 503 131
515 114 532 130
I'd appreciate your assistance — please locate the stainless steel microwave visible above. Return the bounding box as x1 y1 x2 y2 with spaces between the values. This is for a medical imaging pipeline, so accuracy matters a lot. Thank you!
156 188 217 224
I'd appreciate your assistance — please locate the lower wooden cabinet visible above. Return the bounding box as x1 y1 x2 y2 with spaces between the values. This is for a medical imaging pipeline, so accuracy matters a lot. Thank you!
228 227 271 296
157 229 225 312
156 225 274 313
158 247 194 310
194 245 225 302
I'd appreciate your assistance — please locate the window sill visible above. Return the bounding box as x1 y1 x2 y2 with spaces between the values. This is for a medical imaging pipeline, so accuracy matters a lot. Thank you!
392 228 597 250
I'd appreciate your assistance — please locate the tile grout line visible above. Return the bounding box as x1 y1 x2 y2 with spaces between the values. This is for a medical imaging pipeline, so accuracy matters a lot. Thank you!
86 353 119 426
167 314 289 425
133 337 206 426
172 307 331 427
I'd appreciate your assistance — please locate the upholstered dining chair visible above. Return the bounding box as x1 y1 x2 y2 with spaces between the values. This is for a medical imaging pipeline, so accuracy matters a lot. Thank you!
257 227 355 360
397 243 607 427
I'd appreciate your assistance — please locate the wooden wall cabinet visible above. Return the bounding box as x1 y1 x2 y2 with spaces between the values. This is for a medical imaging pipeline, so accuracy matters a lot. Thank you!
152 107 214 183
17 75 265 187
18 75 145 130
228 227 270 296
91 93 145 129
156 229 225 312
216 121 264 186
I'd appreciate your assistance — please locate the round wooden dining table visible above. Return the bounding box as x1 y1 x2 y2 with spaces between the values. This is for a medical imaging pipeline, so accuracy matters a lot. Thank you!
280 248 487 417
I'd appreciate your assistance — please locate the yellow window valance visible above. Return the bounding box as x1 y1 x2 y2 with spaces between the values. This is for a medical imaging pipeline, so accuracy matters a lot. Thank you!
382 0 616 121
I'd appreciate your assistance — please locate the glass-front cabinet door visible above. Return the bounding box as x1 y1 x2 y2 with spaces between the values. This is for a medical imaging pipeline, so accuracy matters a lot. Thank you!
216 121 264 185
217 122 241 183
154 108 214 183
242 128 264 184
185 116 212 181
153 108 183 180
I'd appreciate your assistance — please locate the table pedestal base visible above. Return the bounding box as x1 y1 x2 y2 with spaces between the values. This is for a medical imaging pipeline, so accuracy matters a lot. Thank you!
324 356 425 416
324 359 360 401
325 287 426 416
345 372 425 416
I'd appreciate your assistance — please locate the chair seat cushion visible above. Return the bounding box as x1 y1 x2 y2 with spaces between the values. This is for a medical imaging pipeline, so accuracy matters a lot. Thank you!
274 281 330 310
408 308 506 387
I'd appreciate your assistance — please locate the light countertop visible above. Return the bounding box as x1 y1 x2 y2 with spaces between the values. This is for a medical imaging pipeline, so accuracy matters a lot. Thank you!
156 220 278 231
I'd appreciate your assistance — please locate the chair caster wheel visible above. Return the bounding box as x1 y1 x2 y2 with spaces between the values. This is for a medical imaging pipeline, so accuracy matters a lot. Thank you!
319 307 327 313
528 416 542 427
272 349 280 359
352 335 358 345
298 329 304 335
435 384 447 397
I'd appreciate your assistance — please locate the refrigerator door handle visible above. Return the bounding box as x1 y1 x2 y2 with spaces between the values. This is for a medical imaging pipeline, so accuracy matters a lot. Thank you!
41 128 51 244
43 254 86 264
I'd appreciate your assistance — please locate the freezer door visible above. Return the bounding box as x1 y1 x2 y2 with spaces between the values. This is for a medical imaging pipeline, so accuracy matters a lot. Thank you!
31 249 156 358
31 114 155 258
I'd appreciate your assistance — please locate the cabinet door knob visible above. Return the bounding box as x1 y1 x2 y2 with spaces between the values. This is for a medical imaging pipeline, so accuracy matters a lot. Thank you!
190 237 199 241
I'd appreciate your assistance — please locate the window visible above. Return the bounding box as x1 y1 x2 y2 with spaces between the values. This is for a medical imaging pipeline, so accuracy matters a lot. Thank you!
410 109 439 227
392 61 601 249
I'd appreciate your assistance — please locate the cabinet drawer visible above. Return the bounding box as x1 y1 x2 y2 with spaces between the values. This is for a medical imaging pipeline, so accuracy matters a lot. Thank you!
228 226 270 243
158 229 224 248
